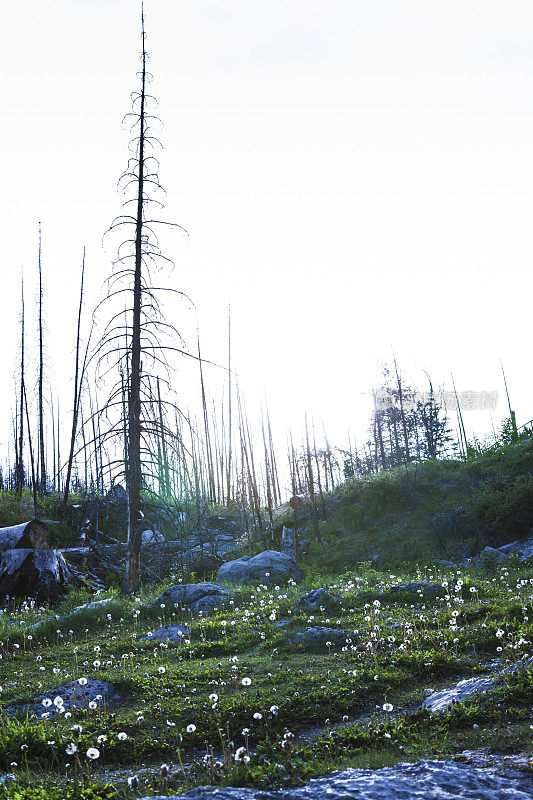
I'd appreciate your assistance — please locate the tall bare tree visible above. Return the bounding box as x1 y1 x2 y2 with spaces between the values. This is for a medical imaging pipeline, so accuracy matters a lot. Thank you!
37 223 46 492
97 6 186 593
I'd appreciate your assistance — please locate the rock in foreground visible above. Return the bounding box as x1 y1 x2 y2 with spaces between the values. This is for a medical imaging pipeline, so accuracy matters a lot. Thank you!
423 675 497 713
6 679 127 717
218 550 304 585
140 759 533 799
294 626 351 651
141 624 189 644
154 582 230 615
294 587 341 611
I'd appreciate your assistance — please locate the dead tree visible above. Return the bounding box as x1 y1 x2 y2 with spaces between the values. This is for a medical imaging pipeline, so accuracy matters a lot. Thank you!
37 223 46 493
64 250 88 502
96 6 187 593
14 277 25 499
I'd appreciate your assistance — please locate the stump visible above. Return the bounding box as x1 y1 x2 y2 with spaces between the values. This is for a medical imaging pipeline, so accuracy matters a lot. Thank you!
0 520 51 552
0 549 77 602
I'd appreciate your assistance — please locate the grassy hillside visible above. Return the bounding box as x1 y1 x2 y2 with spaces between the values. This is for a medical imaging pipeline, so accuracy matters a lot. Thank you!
0 434 531 797
288 434 533 572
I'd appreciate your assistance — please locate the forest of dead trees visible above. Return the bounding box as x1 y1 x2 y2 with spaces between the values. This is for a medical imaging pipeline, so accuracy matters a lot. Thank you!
3 7 521 592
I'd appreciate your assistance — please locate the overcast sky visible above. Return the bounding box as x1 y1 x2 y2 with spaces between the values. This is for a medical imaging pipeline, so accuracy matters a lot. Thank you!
2 0 532 462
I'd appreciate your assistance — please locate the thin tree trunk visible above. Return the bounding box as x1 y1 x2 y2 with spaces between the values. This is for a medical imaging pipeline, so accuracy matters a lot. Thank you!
225 306 233 505
64 251 85 502
124 14 147 593
16 278 25 499
37 223 46 493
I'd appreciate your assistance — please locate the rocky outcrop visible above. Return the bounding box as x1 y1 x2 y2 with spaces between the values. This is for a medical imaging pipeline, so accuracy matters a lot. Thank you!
6 679 127 717
141 624 189 644
423 675 496 713
139 759 533 799
390 582 445 598
217 550 304 585
154 582 230 615
294 588 341 611
423 657 533 713
294 626 351 651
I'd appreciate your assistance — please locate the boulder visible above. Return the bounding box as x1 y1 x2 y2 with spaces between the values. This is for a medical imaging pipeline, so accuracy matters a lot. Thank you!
154 582 230 615
141 529 165 546
217 550 304 585
519 536 533 563
0 520 51 552
6 679 127 717
294 588 341 612
0 549 78 602
141 624 189 644
480 546 511 563
294 627 352 651
497 540 521 555
423 675 496 713
423 655 533 713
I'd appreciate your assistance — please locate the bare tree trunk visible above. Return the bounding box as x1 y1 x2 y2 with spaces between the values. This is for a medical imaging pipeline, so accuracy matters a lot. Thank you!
393 354 410 463
37 223 46 493
23 384 38 514
124 15 147 593
225 306 233 505
15 277 25 499
64 251 85 502
197 333 215 503
305 414 320 542
501 361 518 442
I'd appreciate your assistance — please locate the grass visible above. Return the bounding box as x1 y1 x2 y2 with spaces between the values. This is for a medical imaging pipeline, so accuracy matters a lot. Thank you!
0 434 532 797
0 559 532 797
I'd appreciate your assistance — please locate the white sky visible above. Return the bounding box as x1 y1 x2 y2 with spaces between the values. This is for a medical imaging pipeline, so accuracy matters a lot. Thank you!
2 0 532 464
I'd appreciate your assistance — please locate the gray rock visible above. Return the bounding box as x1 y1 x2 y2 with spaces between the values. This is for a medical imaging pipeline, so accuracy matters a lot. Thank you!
141 624 189 644
480 546 510 563
519 536 533 563
0 549 78 602
217 550 304 585
141 529 165 546
423 656 533 712
106 484 127 504
423 675 497 712
294 588 341 611
497 540 521 555
154 582 230 615
139 759 533 799
6 679 127 717
390 582 445 598
294 626 351 651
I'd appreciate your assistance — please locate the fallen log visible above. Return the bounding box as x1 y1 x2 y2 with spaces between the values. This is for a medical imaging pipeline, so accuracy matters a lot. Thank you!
0 520 51 552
